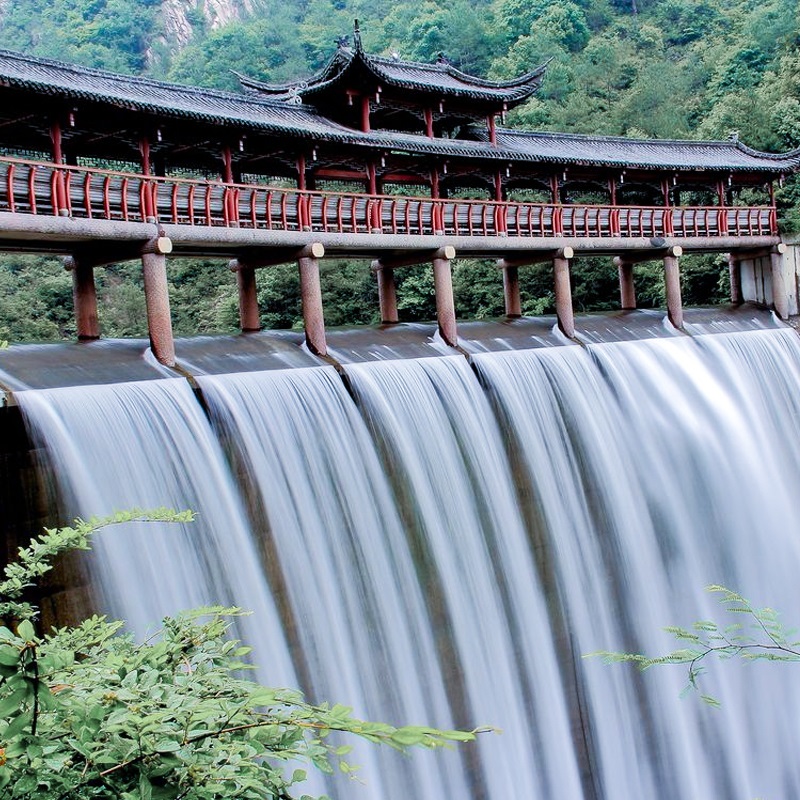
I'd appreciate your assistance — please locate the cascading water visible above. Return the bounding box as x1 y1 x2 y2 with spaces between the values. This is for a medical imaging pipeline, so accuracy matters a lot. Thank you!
12 322 800 799
15 378 297 688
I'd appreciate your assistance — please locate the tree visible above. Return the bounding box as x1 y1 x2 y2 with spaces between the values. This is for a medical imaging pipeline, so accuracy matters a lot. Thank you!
0 512 479 798
590 585 800 706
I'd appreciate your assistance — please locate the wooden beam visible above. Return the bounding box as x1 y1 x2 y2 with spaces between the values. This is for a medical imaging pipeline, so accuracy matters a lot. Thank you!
63 236 172 271
372 246 456 271
229 243 325 271
729 242 786 261
611 245 682 265
497 247 574 270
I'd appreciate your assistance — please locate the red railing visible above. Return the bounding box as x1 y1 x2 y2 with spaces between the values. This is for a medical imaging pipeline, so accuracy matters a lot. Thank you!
0 156 779 240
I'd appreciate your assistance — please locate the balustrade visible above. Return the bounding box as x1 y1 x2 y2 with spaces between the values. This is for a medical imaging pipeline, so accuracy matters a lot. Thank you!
0 156 779 240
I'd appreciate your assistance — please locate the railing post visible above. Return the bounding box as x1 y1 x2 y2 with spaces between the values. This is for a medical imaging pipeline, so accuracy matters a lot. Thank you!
141 236 176 366
298 242 327 356
614 257 637 310
553 253 575 338
66 261 100 340
663 246 684 329
432 245 458 346
503 264 522 317
229 261 261 332
376 265 399 324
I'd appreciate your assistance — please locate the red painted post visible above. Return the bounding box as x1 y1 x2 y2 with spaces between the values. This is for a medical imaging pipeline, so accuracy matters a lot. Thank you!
615 257 637 310
553 254 575 338
503 265 522 317
233 264 261 332
71 262 100 340
487 114 497 146
361 95 371 133
222 145 238 226
298 243 327 356
424 108 434 138
141 238 176 366
376 265 399 324
139 137 156 223
50 121 68 215
432 246 458 346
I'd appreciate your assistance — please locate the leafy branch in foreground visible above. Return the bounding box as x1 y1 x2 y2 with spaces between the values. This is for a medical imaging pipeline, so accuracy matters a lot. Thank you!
587 585 800 707
0 514 481 799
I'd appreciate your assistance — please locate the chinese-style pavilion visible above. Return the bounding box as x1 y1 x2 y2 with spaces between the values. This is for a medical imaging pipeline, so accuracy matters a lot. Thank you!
0 22 795 363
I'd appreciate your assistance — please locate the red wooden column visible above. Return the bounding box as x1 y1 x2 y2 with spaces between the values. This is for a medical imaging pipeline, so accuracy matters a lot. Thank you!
139 136 157 223
361 95 371 133
663 246 684 329
375 264 399 324
502 265 522 317
424 108 434 138
553 253 575 338
68 261 100 340
432 245 458 346
141 236 176 366
614 257 637 310
236 265 262 332
222 145 239 227
50 121 68 216
298 242 328 356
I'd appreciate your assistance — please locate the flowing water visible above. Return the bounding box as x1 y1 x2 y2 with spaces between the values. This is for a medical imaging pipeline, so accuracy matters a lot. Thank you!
13 323 800 799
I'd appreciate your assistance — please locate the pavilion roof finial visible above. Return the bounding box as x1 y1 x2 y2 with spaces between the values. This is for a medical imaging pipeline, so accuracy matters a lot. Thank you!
353 19 363 53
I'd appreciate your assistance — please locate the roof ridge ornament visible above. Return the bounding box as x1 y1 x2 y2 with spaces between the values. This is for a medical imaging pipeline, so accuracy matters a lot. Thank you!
436 52 454 67
353 19 363 53
335 35 350 50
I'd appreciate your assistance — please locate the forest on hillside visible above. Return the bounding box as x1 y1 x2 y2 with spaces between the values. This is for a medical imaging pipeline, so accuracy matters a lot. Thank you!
0 0 797 341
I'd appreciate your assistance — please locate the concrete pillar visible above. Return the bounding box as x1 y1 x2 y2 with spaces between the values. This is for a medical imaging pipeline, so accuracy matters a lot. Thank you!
503 265 522 317
553 255 575 338
376 266 399 324
142 247 175 367
71 263 100 340
616 258 636 310
663 250 683 329
433 247 458 346
235 266 261 332
727 253 743 306
770 249 790 320
298 254 327 356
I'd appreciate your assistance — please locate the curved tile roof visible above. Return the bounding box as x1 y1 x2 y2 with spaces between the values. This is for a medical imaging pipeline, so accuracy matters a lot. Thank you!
237 35 547 105
0 48 796 174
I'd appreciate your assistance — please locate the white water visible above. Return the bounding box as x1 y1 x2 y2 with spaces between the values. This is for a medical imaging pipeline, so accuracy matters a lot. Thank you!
15 327 800 799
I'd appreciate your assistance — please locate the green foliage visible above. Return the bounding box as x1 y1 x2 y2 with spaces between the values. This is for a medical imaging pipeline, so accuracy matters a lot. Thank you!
0 513 478 798
588 585 800 706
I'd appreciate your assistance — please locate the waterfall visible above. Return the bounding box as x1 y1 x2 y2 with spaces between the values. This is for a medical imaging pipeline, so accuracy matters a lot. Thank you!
12 324 800 799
